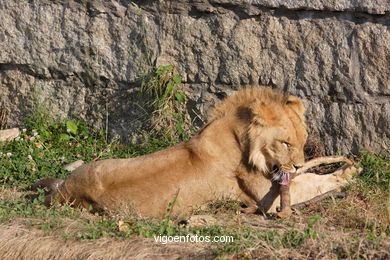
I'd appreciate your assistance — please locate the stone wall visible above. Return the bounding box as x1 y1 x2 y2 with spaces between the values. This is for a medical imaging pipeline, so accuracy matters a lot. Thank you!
0 0 389 154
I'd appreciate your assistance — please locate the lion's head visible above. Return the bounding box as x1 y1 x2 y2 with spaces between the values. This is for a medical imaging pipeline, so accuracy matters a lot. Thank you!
246 92 307 179
211 87 307 179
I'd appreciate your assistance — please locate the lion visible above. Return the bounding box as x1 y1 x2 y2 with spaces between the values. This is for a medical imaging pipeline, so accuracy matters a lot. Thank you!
31 87 359 218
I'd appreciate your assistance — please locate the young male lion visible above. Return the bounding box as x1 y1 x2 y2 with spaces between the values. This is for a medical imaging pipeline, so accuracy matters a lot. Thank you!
32 87 359 218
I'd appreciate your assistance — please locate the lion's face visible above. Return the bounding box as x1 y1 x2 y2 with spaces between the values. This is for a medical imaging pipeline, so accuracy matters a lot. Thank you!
247 95 308 176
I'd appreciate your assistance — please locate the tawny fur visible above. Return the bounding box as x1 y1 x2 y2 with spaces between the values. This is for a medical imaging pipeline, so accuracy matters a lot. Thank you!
36 87 359 218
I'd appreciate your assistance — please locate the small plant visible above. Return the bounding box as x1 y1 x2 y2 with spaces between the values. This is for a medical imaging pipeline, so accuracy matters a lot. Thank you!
158 193 179 236
0 115 108 186
356 149 389 192
141 64 191 142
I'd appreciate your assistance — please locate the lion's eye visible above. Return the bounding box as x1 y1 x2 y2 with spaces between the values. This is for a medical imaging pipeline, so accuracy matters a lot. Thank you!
283 142 291 148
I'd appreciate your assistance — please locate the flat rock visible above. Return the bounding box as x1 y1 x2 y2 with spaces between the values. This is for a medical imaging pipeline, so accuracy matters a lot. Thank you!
0 128 20 142
64 160 84 172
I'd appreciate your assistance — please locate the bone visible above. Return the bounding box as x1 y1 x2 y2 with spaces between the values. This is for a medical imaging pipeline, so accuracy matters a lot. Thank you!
277 155 356 218
297 156 354 175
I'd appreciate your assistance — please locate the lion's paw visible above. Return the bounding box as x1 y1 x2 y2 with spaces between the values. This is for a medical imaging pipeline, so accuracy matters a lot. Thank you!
276 208 293 218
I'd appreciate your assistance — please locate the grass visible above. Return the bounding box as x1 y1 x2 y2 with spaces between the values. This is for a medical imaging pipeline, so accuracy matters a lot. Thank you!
0 112 389 258
301 151 389 234
140 64 192 143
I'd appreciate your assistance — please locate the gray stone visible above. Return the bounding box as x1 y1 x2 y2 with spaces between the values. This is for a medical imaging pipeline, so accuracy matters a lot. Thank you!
0 0 389 154
0 128 20 142
64 160 84 172
214 0 390 14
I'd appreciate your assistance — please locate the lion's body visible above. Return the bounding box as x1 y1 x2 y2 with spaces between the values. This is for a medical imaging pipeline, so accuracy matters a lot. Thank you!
56 141 243 217
42 87 358 217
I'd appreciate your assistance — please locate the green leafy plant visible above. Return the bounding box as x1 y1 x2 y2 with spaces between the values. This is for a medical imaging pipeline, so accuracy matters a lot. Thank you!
141 64 191 142
356 150 389 192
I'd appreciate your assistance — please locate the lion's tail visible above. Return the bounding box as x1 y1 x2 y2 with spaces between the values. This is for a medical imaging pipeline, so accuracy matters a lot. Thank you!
27 178 64 193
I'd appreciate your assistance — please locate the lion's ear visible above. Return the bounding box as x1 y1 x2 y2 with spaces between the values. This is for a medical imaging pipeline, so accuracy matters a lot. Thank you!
286 95 305 117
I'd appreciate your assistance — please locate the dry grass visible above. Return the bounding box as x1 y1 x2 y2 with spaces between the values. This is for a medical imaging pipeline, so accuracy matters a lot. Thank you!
0 224 211 260
0 187 22 201
301 183 389 234
0 186 389 259
0 217 388 260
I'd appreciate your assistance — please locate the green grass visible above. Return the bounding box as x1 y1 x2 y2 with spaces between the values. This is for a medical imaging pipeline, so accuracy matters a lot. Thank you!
0 111 175 187
356 150 389 193
0 113 389 258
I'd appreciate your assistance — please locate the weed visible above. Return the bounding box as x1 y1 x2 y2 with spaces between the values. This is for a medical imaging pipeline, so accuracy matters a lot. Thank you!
0 116 107 186
140 65 192 142
356 149 389 192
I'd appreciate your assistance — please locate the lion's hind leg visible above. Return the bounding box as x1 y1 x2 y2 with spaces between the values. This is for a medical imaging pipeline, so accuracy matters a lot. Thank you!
27 178 64 192
42 181 73 207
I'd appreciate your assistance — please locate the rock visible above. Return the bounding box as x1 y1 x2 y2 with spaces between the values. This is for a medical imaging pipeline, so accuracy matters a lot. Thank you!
0 0 388 154
0 128 20 142
64 160 84 172
226 0 390 14
187 215 218 228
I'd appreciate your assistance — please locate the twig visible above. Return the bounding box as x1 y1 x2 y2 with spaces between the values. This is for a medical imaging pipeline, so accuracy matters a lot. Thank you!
292 190 347 209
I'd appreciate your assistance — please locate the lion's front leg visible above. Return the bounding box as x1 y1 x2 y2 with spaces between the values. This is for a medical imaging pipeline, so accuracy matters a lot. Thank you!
236 164 280 214
276 184 293 218
236 174 262 214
